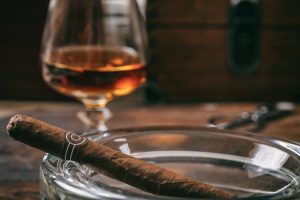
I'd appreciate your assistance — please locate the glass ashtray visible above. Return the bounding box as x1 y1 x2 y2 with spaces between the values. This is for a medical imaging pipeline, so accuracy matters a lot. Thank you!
40 127 300 200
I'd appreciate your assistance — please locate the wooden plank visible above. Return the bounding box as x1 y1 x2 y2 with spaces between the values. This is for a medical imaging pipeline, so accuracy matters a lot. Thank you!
147 0 229 25
0 182 39 200
149 29 300 68
147 29 300 101
263 0 300 26
147 0 300 27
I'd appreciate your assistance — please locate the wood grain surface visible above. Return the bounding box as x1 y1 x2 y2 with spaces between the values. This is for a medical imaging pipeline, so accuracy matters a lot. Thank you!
147 0 300 102
0 100 299 199
147 0 300 26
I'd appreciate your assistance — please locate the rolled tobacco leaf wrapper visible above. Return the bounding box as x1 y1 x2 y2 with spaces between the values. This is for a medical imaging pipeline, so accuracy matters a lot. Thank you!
7 114 236 199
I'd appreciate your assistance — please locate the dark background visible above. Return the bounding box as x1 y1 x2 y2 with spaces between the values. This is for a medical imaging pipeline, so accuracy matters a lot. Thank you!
1 0 300 102
0 0 68 100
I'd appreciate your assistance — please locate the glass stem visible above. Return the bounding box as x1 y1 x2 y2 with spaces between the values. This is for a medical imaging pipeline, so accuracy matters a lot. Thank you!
77 98 112 133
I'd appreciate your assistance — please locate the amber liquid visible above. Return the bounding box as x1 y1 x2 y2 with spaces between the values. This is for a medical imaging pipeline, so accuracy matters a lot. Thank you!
43 46 146 99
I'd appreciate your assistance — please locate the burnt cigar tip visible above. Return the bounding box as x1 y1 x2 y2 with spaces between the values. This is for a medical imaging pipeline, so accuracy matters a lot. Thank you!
7 114 25 136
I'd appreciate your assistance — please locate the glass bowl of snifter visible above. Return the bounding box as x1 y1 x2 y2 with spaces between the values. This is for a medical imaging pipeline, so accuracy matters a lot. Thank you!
41 126 300 200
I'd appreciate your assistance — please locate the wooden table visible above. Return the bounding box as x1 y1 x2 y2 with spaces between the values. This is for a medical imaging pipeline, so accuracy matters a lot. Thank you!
0 98 299 199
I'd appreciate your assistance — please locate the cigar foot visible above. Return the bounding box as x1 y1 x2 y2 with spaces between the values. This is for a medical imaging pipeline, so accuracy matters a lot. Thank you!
7 114 23 136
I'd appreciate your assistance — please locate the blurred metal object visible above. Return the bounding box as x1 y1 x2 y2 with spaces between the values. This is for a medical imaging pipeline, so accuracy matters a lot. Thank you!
208 102 295 132
229 0 261 75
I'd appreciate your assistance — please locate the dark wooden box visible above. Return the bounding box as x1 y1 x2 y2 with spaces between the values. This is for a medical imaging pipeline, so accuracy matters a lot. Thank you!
146 0 300 102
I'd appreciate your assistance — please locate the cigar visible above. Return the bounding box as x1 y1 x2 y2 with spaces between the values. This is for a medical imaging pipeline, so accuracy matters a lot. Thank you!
7 114 236 199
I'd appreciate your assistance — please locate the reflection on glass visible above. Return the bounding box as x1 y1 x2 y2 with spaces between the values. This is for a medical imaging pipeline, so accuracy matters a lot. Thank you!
246 144 289 178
